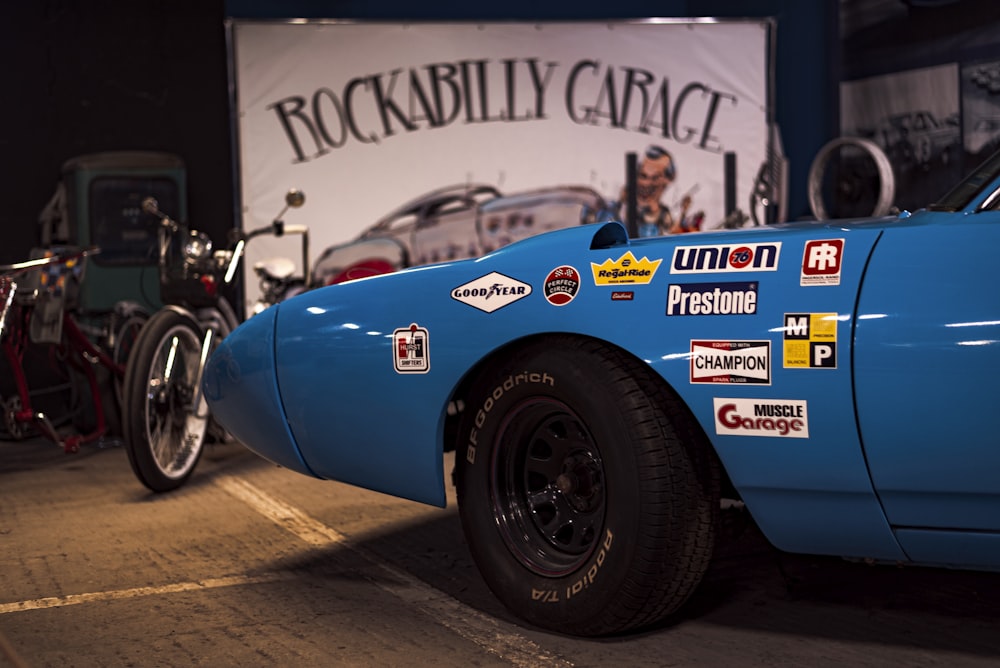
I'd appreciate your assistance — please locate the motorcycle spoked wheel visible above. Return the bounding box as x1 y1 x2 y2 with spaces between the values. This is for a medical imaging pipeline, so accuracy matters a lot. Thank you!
122 309 210 492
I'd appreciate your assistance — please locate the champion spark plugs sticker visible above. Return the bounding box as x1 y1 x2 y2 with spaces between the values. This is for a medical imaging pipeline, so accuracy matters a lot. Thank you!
451 272 531 313
801 239 844 286
671 242 781 274
690 340 771 385
393 323 430 373
783 313 838 368
590 251 662 285
714 398 809 438
543 265 580 306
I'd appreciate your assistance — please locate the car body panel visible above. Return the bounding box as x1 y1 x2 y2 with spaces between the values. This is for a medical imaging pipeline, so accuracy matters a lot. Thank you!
203 305 314 475
206 157 1000 572
855 212 1000 536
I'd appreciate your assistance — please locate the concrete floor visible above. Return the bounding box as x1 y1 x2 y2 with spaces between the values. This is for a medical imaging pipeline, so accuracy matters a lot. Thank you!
2 435 1000 667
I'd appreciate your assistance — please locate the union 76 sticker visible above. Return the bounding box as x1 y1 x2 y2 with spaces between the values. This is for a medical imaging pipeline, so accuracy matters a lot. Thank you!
393 323 430 374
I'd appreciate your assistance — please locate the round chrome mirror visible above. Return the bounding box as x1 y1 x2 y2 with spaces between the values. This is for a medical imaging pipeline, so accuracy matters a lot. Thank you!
183 230 213 263
285 189 306 209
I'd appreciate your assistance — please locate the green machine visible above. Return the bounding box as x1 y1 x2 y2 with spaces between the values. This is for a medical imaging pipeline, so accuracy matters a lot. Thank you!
41 151 187 315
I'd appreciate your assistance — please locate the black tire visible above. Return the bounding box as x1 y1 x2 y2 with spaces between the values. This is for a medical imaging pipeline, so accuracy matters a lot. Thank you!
122 308 209 492
2 394 29 440
455 336 719 636
110 307 149 408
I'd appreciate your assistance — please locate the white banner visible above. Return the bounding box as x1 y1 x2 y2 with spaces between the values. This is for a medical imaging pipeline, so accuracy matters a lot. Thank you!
230 19 771 307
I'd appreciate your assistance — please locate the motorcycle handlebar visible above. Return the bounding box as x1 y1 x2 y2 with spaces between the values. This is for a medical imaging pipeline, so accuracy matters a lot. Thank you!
280 224 309 236
236 222 311 287
242 220 308 242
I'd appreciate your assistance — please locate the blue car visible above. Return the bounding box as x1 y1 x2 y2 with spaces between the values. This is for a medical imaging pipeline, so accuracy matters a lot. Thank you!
203 150 1000 637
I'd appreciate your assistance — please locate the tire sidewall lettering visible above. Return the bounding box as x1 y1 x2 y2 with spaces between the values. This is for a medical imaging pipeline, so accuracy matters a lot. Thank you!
465 370 555 465
458 354 641 624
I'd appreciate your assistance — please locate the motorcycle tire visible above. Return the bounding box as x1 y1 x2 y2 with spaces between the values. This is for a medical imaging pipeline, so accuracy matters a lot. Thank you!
454 335 719 636
109 303 150 409
122 308 209 492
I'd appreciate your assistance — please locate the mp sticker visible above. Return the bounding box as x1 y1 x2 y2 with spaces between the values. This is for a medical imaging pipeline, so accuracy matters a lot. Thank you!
591 251 662 285
671 242 781 274
451 272 531 313
783 313 838 368
801 239 844 286
714 398 809 438
543 265 580 306
393 323 430 374
690 340 771 385
666 281 758 316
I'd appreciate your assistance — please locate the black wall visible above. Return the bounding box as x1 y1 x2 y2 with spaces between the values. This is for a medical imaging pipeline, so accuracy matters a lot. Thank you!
0 0 838 267
0 0 234 265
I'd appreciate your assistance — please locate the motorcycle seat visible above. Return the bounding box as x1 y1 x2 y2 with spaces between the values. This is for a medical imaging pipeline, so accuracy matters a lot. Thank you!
254 257 296 280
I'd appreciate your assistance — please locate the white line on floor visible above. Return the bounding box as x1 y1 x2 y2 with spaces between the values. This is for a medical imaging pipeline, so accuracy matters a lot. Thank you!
216 476 574 668
0 572 298 614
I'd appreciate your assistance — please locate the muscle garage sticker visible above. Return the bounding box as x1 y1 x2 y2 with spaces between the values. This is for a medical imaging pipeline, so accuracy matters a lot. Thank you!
783 313 838 368
690 340 770 384
713 398 809 438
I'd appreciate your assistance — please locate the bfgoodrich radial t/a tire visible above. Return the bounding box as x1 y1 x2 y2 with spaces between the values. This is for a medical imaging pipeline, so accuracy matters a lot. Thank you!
455 336 719 636
122 308 208 492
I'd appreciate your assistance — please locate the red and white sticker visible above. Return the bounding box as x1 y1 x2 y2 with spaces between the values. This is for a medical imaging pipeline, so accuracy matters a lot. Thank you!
543 265 580 306
801 239 844 286
690 340 771 385
393 323 430 373
713 397 808 438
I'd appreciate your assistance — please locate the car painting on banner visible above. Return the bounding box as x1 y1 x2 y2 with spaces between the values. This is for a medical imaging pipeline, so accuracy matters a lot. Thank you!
229 19 772 308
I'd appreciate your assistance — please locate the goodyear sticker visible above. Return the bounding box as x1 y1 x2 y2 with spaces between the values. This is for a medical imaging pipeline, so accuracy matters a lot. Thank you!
393 323 430 373
591 251 662 285
783 313 837 368
451 272 531 313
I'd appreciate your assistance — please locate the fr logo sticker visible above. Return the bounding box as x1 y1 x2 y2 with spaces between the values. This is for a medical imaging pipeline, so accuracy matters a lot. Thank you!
801 239 844 286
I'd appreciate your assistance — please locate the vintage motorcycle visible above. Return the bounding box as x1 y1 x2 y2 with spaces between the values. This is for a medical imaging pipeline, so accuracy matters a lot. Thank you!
121 190 307 492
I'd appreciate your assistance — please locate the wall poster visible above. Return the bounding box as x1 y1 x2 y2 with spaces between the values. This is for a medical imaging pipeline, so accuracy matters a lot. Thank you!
229 19 773 307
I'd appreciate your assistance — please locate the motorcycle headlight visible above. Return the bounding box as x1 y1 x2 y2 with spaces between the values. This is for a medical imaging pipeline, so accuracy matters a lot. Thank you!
184 231 213 263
